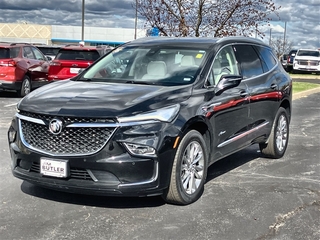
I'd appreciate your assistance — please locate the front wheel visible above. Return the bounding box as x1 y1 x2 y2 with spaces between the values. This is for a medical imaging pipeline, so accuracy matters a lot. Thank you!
163 130 208 205
18 76 31 97
260 107 289 158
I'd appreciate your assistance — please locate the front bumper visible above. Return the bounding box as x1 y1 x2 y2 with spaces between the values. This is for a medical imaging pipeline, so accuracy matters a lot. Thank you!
8 114 179 197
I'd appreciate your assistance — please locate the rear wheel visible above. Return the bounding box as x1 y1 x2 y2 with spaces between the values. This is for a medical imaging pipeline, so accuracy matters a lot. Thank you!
260 107 289 158
163 130 208 205
18 76 31 97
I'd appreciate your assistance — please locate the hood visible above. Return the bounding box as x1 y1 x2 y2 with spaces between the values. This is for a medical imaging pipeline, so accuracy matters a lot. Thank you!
294 56 320 61
18 80 192 118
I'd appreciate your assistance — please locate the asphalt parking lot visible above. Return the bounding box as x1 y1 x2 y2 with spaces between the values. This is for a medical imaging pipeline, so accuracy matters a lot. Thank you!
0 84 319 240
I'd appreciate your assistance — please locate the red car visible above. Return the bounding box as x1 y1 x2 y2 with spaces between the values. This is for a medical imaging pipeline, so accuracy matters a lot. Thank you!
48 45 102 81
0 42 49 96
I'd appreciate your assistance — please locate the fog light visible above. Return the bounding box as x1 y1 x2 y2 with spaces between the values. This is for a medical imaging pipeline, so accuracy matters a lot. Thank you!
123 143 156 157
8 128 16 143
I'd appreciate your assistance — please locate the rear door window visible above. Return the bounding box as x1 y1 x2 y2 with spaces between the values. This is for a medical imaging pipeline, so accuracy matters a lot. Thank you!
233 45 264 78
254 46 277 72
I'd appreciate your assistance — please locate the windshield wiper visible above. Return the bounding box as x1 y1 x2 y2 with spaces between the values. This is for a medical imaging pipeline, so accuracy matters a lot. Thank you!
77 78 92 81
125 80 155 85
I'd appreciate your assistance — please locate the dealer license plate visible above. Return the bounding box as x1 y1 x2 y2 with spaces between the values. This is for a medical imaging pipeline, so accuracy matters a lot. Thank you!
40 158 68 178
70 68 82 74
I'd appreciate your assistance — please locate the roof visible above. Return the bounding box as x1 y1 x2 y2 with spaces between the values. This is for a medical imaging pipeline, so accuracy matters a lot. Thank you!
124 36 268 48
60 45 99 51
0 42 31 47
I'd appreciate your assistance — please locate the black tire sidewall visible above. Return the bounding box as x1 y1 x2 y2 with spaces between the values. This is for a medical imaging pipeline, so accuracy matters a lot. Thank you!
272 108 289 158
20 76 31 97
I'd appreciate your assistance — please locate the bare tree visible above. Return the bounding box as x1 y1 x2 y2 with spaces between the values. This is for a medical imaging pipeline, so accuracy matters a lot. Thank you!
134 0 280 38
270 37 293 58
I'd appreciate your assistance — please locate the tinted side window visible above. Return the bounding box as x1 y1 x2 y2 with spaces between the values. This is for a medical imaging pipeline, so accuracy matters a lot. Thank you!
255 46 277 72
56 50 100 61
234 45 263 78
10 47 20 58
32 47 45 60
0 48 10 59
23 46 35 59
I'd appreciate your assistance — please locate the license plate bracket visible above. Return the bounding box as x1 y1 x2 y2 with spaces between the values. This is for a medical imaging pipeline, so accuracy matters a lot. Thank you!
40 158 69 178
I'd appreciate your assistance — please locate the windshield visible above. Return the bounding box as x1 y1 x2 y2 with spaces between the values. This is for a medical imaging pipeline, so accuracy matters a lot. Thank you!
38 47 60 56
81 45 208 86
297 50 320 57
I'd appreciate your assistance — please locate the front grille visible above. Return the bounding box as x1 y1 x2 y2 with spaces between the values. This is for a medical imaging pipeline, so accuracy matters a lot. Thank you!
30 162 93 181
19 111 116 156
297 60 319 66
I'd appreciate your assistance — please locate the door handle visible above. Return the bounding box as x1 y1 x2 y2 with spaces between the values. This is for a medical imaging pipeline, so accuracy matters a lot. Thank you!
270 83 277 89
240 91 249 98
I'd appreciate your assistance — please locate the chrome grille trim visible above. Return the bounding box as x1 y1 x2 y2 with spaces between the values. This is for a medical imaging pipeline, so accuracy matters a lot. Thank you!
16 113 46 125
17 112 118 157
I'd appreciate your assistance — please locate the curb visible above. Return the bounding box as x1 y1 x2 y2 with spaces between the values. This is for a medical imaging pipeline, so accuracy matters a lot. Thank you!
289 74 320 80
292 86 320 100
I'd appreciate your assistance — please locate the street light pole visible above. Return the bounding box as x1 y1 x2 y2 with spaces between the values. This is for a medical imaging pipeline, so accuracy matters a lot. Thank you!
81 0 85 42
134 0 138 39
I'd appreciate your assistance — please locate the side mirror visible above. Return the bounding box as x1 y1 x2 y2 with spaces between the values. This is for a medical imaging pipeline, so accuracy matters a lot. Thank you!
46 56 52 61
215 75 243 95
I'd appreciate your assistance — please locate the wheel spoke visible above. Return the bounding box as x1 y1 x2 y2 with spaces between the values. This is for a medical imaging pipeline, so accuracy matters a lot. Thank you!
276 115 288 151
180 140 205 195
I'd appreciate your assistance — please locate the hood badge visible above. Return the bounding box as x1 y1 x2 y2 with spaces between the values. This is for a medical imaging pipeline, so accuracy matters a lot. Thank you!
49 118 63 135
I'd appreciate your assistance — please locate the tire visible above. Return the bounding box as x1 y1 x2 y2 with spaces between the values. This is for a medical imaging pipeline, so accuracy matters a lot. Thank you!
163 130 208 205
259 107 289 159
18 76 31 97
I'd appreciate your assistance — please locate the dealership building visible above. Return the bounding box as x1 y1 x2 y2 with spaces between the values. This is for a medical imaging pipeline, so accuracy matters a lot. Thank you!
0 22 147 47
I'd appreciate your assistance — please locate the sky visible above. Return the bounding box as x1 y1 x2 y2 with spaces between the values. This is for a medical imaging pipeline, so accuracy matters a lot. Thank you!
0 0 319 50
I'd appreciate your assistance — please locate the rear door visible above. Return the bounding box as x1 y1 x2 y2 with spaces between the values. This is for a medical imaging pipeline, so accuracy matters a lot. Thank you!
233 44 280 141
23 46 49 84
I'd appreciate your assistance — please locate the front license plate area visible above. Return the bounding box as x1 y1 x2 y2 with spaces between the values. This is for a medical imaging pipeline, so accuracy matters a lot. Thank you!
40 158 69 178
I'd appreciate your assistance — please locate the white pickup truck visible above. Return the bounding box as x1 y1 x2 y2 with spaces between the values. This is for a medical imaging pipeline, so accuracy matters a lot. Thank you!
293 49 320 74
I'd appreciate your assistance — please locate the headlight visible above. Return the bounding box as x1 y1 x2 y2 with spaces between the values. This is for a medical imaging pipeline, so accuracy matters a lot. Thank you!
118 104 180 123
123 143 156 157
8 126 16 143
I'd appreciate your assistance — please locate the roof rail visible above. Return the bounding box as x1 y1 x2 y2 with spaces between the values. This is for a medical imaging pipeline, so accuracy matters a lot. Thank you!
10 42 31 46
65 44 82 47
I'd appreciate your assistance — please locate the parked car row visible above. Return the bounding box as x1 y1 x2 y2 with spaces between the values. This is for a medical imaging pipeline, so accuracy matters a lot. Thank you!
280 48 320 74
0 42 113 96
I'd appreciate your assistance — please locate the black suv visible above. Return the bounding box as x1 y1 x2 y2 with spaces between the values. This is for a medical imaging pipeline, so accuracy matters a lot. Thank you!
286 49 298 72
8 37 292 205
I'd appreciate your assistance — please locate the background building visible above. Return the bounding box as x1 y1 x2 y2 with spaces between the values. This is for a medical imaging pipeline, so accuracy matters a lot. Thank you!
0 23 147 47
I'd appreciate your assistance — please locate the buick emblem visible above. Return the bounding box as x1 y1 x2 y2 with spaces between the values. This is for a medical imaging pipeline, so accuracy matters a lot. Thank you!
49 118 63 135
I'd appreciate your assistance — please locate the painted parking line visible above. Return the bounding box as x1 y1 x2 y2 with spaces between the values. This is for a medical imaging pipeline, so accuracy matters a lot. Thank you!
4 103 18 107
